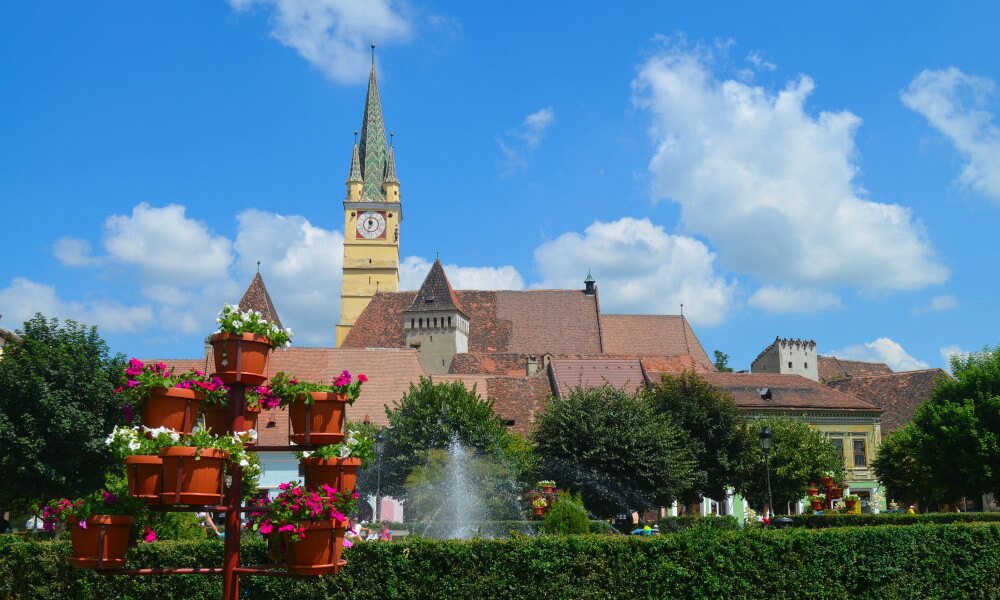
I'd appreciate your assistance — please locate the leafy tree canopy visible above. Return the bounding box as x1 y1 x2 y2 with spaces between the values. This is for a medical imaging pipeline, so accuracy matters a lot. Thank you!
0 315 126 512
872 423 935 508
736 418 844 512
647 371 753 502
713 350 734 373
532 386 698 518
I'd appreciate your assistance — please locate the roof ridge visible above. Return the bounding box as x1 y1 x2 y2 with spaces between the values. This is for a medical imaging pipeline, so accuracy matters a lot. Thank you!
405 259 465 315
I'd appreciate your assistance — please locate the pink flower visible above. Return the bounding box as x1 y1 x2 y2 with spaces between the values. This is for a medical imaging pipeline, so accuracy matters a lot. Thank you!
142 527 157 543
127 380 139 388
103 491 118 504
343 538 353 549
78 520 88 530
278 524 296 533
358 374 368 383
259 521 273 535
114 386 124 394
278 482 291 491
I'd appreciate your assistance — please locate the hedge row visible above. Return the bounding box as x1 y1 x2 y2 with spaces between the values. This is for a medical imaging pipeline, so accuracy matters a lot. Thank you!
657 516 740 532
788 512 1000 528
379 520 614 536
6 524 1000 599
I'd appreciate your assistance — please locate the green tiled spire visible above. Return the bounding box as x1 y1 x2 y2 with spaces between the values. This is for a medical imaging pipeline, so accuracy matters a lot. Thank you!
347 142 362 183
384 146 398 184
358 63 388 200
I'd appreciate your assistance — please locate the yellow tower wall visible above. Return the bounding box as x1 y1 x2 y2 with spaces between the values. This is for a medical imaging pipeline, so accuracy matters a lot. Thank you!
336 204 400 346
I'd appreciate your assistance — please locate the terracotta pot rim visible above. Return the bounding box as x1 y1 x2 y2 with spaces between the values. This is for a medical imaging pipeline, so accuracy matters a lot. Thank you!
209 332 272 344
301 457 362 466
71 515 136 526
303 391 348 402
159 446 230 459
148 386 204 400
125 455 163 464
292 519 348 532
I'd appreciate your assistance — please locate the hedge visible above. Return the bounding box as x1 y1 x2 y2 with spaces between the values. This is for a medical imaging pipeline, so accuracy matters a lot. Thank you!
788 512 1000 528
5 524 1000 598
378 520 613 536
657 515 740 532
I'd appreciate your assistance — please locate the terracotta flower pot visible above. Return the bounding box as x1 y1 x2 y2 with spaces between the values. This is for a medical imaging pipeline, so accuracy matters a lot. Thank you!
810 500 824 511
845 498 858 510
210 333 271 387
541 484 554 494
159 447 229 505
125 455 162 505
806 487 819 496
142 387 202 434
203 405 259 439
820 476 833 488
829 487 843 499
302 457 362 493
532 506 545 517
288 392 347 445
68 515 135 569
286 520 347 575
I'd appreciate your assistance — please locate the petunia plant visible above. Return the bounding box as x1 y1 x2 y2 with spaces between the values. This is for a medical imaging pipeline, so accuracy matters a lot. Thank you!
296 425 376 466
266 370 369 407
247 481 357 543
157 428 263 496
214 304 292 348
115 359 230 409
37 489 146 533
105 425 176 459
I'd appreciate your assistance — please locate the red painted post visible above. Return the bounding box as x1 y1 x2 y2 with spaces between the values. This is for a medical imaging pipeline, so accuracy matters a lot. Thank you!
223 384 245 600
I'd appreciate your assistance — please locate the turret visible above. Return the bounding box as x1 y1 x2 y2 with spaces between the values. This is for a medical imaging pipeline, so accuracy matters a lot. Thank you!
402 259 468 374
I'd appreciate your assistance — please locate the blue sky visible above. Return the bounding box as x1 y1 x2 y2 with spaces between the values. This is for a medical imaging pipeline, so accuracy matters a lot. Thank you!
1 1 998 371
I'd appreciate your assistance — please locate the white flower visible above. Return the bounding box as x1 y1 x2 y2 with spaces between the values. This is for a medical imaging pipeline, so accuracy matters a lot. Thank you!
300 451 313 458
340 445 352 458
128 440 141 452
169 432 180 443
239 459 249 468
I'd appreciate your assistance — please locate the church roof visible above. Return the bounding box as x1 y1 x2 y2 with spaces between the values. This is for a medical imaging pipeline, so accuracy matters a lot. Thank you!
358 63 388 200
818 355 893 383
702 372 880 412
405 259 464 315
347 143 362 183
343 289 603 355
549 358 646 397
239 272 283 330
600 314 713 370
384 146 398 184
828 369 948 433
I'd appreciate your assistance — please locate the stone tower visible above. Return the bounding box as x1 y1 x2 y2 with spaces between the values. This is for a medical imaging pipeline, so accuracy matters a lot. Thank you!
751 337 819 381
403 260 469 374
336 50 401 346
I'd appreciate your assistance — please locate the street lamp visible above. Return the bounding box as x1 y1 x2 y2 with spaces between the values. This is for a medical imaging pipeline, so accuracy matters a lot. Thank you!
374 430 385 523
759 427 775 521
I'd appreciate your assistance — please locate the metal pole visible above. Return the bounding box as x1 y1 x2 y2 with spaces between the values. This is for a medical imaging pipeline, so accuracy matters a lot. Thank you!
764 450 774 521
223 384 245 600
375 448 383 523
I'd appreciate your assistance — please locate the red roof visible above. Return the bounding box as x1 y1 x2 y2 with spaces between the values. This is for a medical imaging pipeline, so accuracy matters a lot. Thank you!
549 358 646 397
433 373 552 436
828 369 948 433
818 355 893 383
701 372 880 412
600 314 713 370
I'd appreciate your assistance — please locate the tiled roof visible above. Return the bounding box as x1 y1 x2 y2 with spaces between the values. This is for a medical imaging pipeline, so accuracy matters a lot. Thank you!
549 358 646 397
818 356 893 383
600 314 713 370
359 63 388 200
405 259 464 315
160 348 426 446
141 357 210 374
452 353 531 376
343 289 601 355
701 372 880 412
239 273 283 330
640 354 714 375
434 373 552 436
828 369 948 433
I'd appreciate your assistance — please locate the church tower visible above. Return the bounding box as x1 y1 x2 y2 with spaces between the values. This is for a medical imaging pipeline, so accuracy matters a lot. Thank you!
336 47 401 346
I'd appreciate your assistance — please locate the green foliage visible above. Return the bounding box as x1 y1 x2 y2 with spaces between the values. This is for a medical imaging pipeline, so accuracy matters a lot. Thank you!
657 515 740 532
539 492 590 535
146 511 204 541
8 525 1000 598
736 418 844 511
787 512 1000 528
873 423 935 507
382 378 518 498
712 350 734 372
0 315 126 513
533 386 698 517
647 371 752 502
300 424 376 466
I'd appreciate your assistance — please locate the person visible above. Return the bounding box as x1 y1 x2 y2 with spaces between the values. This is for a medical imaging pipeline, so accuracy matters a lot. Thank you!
196 511 222 539
379 526 391 541
907 505 916 515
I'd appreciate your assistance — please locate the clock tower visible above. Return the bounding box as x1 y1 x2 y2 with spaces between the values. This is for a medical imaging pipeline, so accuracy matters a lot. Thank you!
336 49 401 346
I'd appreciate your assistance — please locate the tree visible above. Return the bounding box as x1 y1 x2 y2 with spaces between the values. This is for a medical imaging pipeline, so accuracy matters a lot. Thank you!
713 350 734 373
735 418 843 512
647 371 753 503
872 423 935 508
532 386 698 518
380 378 518 499
0 315 126 512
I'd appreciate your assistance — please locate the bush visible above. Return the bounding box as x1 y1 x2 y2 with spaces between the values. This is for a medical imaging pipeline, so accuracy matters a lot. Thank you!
788 512 1000 528
6 524 1000 598
658 515 740 532
539 492 590 535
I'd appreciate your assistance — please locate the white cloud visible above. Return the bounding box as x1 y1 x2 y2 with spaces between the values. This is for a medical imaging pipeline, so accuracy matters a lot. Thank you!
828 337 930 372
103 203 233 286
498 107 556 174
633 43 948 292
746 51 776 71
230 0 411 84
939 344 969 371
748 284 842 313
399 256 524 291
0 277 153 333
902 67 1000 201
532 217 735 326
912 294 958 314
53 236 101 267
234 209 345 346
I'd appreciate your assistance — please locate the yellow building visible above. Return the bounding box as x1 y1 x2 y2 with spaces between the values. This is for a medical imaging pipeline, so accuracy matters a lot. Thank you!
336 52 401 346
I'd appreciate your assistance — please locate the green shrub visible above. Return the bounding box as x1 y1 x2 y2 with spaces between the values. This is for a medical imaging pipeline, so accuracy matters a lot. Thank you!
6 524 1000 598
658 515 740 532
539 492 590 535
788 512 1000 528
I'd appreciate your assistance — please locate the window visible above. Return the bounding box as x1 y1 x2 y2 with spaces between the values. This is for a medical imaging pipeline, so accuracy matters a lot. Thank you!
831 438 844 459
448 317 452 327
410 318 414 329
788 361 793 369
853 439 867 467
804 362 808 369
419 318 423 328
434 317 438 327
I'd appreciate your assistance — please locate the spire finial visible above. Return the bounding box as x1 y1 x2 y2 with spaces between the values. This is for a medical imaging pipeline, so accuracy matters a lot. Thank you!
436 249 439 260
370 42 376 68
354 130 358 144
680 303 684 316
256 260 261 274
390 131 395 148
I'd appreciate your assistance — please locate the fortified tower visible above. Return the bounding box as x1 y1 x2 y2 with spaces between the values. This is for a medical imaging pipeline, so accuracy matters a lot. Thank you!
336 46 401 346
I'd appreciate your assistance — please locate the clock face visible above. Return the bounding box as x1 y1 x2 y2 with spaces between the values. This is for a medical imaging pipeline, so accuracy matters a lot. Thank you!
356 211 387 239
